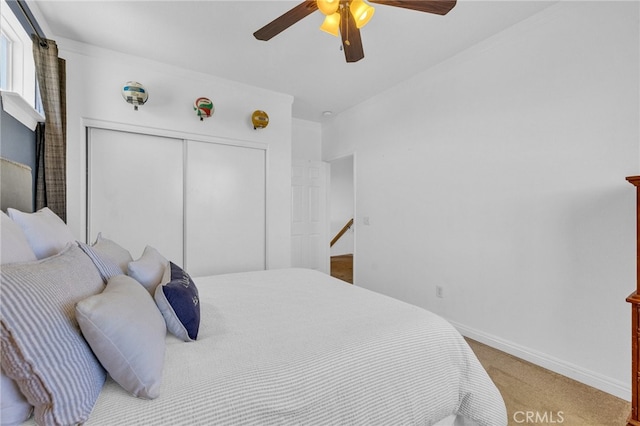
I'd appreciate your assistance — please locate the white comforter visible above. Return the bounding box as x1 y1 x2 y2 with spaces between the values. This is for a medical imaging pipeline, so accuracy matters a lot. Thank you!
84 268 507 425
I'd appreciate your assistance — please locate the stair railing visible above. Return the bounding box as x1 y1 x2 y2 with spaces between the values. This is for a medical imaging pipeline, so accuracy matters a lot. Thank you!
330 218 354 248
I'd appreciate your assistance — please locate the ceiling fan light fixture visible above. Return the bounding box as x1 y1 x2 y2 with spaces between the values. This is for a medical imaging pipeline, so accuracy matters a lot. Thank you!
320 12 341 37
317 0 339 16
254 0 456 63
349 0 375 29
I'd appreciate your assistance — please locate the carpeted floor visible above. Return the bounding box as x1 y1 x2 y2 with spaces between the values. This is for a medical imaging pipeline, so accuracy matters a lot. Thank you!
329 256 628 424
466 338 630 425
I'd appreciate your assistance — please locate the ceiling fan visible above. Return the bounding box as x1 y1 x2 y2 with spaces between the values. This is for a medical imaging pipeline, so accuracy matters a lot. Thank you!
253 0 457 63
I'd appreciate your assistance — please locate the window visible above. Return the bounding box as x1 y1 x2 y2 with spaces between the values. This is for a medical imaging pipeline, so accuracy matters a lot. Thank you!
0 0 43 127
1 31 11 90
1 0 37 108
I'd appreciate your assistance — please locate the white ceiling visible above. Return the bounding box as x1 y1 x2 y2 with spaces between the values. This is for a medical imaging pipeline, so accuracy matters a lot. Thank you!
29 0 557 122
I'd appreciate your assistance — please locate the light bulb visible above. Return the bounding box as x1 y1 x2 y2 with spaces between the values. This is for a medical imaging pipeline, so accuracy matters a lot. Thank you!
320 12 341 37
317 0 339 16
349 0 375 28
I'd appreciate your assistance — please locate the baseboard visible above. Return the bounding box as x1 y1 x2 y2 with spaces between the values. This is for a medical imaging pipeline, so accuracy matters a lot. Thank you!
450 320 631 401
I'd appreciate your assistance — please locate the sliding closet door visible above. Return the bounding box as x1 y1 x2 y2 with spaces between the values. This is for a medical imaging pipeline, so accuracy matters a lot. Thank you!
87 128 184 264
185 140 265 276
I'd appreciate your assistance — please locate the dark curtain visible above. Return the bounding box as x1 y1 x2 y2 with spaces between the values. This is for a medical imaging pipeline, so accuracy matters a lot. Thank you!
34 122 45 209
32 36 67 222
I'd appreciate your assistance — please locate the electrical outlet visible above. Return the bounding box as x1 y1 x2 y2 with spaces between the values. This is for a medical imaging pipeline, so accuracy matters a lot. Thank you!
436 285 444 298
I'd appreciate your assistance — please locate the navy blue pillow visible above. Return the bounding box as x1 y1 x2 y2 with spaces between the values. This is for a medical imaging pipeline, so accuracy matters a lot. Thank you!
154 262 200 341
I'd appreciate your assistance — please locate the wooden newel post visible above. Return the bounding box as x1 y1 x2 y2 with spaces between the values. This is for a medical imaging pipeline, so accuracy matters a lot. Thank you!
626 175 640 426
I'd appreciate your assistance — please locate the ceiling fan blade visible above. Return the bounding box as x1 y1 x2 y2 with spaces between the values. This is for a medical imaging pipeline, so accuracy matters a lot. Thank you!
340 4 365 63
253 1 319 41
368 0 456 15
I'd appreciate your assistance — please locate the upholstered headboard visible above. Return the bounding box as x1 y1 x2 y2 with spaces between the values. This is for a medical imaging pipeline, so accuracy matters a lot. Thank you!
1 157 33 213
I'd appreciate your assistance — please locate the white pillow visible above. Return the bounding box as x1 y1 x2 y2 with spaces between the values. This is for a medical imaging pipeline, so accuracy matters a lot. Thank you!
91 233 133 274
0 371 33 425
6 207 75 259
127 246 168 295
76 275 166 399
1 211 37 264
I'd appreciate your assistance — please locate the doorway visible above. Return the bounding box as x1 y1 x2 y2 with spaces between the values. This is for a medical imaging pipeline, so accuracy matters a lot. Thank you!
329 155 354 284
291 159 330 274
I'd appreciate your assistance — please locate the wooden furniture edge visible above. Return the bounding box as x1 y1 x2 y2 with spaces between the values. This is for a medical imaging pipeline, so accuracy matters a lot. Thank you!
627 176 640 186
628 292 640 304
628 176 640 425
628 416 640 426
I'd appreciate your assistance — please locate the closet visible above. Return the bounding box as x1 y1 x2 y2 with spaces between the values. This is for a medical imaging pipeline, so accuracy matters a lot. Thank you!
87 127 266 277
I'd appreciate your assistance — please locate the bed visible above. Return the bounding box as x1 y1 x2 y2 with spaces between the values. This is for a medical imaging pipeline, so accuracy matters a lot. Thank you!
0 157 507 426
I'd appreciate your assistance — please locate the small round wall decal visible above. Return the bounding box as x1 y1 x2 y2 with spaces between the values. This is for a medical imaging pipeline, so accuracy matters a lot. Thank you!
121 81 148 110
194 97 214 121
251 110 269 129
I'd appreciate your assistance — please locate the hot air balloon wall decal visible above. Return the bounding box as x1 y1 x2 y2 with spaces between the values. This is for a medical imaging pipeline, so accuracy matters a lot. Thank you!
121 81 148 111
194 97 214 121
251 110 269 130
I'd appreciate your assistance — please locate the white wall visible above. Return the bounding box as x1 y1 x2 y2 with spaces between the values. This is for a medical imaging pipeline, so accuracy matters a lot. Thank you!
330 156 354 256
59 39 293 268
323 1 639 399
292 118 322 161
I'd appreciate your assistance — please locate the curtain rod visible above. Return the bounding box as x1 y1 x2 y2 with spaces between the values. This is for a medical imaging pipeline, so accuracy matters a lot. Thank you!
6 0 48 48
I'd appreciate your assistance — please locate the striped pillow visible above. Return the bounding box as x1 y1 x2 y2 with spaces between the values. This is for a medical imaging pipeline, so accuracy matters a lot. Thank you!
0 244 107 425
78 241 123 283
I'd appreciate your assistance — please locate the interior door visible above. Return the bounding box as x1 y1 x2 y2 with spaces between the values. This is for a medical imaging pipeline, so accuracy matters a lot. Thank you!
185 140 266 276
87 128 184 264
291 159 330 273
